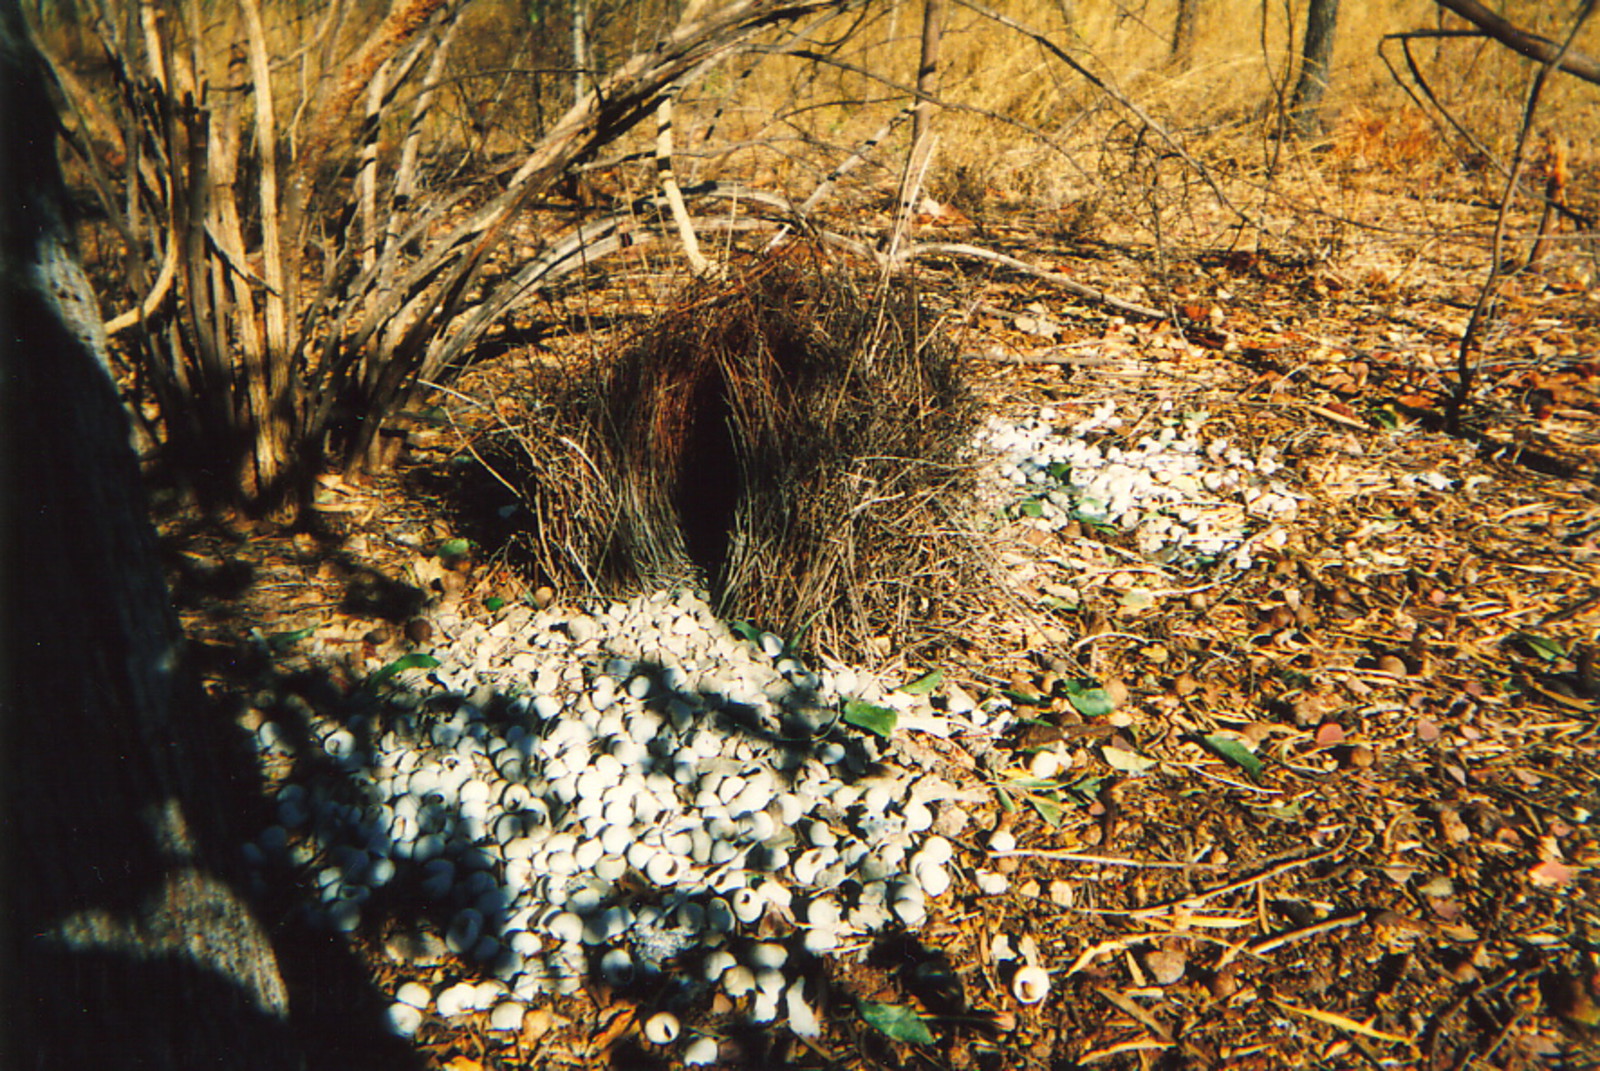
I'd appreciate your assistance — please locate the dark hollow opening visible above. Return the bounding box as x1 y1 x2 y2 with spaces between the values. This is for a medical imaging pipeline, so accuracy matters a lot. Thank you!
674 365 743 589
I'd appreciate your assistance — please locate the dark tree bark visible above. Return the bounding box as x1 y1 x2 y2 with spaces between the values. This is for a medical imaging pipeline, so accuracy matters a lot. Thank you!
1290 0 1341 136
1 4 300 1066
1169 0 1207 66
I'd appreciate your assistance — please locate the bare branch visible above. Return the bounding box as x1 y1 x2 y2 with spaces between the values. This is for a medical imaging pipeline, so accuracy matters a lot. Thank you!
1432 0 1600 85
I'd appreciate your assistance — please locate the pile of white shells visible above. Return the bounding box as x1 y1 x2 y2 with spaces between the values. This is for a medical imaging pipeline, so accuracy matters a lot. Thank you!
980 401 1303 568
246 590 1006 1055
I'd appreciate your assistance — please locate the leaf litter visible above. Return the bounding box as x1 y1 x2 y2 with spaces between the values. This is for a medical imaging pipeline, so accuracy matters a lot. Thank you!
161 188 1600 1070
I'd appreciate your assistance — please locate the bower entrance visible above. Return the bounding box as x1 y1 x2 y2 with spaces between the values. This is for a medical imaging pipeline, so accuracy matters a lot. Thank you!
522 256 988 662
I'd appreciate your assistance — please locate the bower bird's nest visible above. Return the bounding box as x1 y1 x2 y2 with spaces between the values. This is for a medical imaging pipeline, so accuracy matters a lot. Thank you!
514 254 990 662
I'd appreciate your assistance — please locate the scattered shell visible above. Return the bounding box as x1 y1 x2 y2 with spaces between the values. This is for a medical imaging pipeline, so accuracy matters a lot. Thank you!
642 1011 681 1045
1012 965 1051 1004
488 1001 525 1031
786 978 820 1036
747 942 788 971
599 947 634 986
684 1036 720 1066
395 981 432 1009
386 1001 423 1037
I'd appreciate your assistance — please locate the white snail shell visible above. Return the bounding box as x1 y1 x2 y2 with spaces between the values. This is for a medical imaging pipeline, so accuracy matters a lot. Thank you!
1012 965 1051 1004
642 1011 680 1045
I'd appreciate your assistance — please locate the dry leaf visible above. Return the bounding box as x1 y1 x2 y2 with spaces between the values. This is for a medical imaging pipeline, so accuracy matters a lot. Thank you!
1528 860 1578 887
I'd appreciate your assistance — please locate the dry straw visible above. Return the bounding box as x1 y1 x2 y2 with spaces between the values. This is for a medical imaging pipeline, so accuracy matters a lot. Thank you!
511 246 992 663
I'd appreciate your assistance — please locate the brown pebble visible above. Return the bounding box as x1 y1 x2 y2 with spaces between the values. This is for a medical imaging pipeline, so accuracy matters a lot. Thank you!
1208 963 1240 1001
404 618 433 645
1376 654 1407 675
1267 606 1296 631
1187 591 1209 612
1347 743 1376 768
1173 672 1200 697
534 585 556 608
364 627 389 646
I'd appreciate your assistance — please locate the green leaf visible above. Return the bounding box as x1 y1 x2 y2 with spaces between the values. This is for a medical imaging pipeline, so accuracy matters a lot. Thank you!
1004 776 1064 792
1041 594 1076 612
1514 633 1566 663
1018 497 1044 518
1368 403 1400 430
858 1001 935 1045
899 669 944 696
728 620 763 644
1026 793 1066 827
367 652 441 689
264 626 315 653
842 699 897 738
484 596 506 612
1198 733 1264 780
1062 773 1109 803
1046 460 1072 482
1062 679 1114 717
1001 688 1046 707
437 537 470 559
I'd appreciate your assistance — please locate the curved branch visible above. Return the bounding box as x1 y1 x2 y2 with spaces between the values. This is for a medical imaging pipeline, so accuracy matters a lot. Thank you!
1432 0 1600 85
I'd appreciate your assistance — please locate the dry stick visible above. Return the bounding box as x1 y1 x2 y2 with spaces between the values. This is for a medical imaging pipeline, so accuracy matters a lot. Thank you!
1451 2 1594 431
1019 838 1348 919
761 107 914 253
907 242 1168 322
380 16 461 356
656 93 713 275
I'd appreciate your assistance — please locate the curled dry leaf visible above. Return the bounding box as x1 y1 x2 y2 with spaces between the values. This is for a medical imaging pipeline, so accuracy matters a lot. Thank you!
1527 860 1578 887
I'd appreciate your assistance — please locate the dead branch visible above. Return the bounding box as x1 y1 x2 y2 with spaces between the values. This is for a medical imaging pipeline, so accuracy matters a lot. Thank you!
1432 0 1600 86
906 242 1169 322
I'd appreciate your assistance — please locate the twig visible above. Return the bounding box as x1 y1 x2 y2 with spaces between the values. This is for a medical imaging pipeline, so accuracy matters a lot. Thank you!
906 242 1168 322
1049 840 1347 920
1246 913 1363 955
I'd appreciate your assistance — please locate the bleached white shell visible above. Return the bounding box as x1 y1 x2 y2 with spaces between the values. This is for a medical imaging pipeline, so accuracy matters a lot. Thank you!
786 977 821 1036
600 947 634 986
747 942 788 971
395 981 431 1009
435 981 477 1017
702 949 738 982
642 1011 680 1045
488 1001 524 1031
386 1001 423 1037
447 909 484 955
684 1036 720 1066
722 965 756 997
730 888 764 924
324 729 357 760
1012 964 1051 1004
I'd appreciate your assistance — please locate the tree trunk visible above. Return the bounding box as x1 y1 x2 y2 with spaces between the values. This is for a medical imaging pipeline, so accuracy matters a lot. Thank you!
911 0 946 152
1170 0 1205 66
1 5 296 1066
1290 0 1341 136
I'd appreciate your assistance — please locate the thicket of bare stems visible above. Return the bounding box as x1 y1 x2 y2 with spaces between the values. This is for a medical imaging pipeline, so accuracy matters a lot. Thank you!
37 0 851 515
32 0 1596 518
